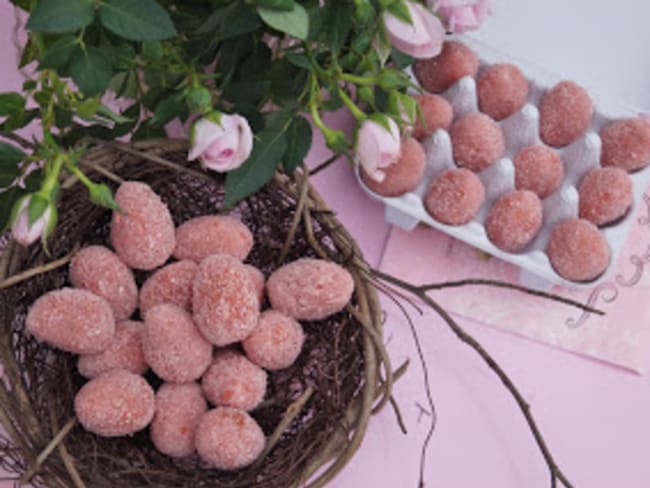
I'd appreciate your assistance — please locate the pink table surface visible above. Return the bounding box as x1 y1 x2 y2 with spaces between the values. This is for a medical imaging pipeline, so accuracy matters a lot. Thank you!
3 3 650 487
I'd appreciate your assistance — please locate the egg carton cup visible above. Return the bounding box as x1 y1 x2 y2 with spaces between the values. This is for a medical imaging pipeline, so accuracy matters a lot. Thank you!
358 37 650 290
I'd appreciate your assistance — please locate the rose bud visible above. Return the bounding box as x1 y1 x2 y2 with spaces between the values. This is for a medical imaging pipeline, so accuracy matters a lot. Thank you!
383 1 445 59
355 115 402 183
188 112 253 172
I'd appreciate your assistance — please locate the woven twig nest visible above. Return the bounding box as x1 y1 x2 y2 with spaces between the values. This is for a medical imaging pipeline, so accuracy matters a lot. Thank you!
0 139 395 488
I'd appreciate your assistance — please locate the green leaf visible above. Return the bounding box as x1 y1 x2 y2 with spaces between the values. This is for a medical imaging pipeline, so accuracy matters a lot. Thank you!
283 116 312 173
0 186 25 232
224 129 287 207
0 93 25 117
69 47 113 96
27 0 95 33
142 41 163 61
28 194 48 226
76 98 100 118
256 0 295 10
390 48 413 70
386 0 412 24
40 34 78 69
186 87 212 114
150 95 184 126
99 0 177 41
0 142 26 188
1 109 38 132
97 104 132 124
323 0 354 52
258 3 309 40
285 53 313 71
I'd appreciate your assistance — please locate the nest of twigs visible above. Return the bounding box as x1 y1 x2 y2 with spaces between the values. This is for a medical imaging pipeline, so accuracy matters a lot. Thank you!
0 139 397 488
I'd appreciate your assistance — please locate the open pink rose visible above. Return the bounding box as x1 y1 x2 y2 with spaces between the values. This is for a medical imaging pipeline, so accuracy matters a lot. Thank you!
11 195 53 246
431 0 491 33
384 1 445 59
188 113 253 172
356 117 401 183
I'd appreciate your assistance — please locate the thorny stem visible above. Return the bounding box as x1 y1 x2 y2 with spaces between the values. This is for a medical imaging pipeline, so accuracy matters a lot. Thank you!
309 154 339 176
371 269 576 488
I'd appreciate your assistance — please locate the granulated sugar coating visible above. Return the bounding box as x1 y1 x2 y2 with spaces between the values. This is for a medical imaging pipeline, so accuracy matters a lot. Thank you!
173 215 253 263
139 260 198 317
514 145 564 199
74 370 155 437
26 288 115 354
195 407 265 471
201 350 267 411
110 181 175 270
77 320 147 379
600 118 650 172
578 167 633 227
451 112 505 172
150 383 207 458
413 41 479 94
143 303 212 382
244 264 265 305
412 93 453 141
361 137 426 197
486 190 543 253
539 81 593 148
192 254 260 346
267 258 354 321
477 63 529 121
547 218 610 282
243 310 305 371
69 245 137 321
424 168 485 225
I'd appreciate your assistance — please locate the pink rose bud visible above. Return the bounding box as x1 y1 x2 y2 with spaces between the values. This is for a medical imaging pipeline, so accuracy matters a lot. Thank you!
431 0 491 34
384 1 445 59
356 116 401 183
188 112 253 172
11 195 53 246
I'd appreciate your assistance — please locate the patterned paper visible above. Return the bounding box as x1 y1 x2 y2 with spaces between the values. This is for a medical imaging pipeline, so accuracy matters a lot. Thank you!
380 192 650 373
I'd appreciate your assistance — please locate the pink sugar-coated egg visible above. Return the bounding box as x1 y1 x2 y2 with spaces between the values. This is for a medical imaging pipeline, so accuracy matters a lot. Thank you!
244 264 265 305
243 310 305 371
77 320 147 379
477 63 529 121
150 382 208 458
424 168 485 226
195 407 265 471
451 112 505 172
110 181 175 270
547 218 610 282
266 258 354 321
139 260 198 317
600 118 650 172
486 190 543 253
192 254 260 346
539 80 593 148
412 41 479 94
513 145 564 199
69 245 137 322
74 370 154 437
361 137 426 197
412 93 453 141
173 215 253 263
578 167 633 227
143 303 212 382
201 350 267 411
26 288 115 354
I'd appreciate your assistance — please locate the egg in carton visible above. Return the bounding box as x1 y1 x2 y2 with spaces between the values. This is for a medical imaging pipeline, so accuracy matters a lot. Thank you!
357 37 650 290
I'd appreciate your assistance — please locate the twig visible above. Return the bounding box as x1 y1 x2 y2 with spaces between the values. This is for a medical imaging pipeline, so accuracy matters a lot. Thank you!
253 386 315 468
309 154 339 176
77 158 124 184
279 171 310 262
50 410 85 488
374 270 603 317
373 269 575 488
0 250 76 289
19 418 76 486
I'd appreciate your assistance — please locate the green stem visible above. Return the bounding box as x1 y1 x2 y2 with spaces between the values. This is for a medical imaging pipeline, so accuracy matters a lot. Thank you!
340 73 378 86
337 88 366 122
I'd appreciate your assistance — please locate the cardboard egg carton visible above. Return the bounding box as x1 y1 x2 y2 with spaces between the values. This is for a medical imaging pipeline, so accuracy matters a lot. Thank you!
357 37 650 289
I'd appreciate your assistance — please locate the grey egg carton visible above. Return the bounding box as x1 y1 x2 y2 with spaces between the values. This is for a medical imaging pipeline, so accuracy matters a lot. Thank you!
357 38 650 289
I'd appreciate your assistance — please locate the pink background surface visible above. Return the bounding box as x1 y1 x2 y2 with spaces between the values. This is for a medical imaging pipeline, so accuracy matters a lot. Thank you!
3 1 650 487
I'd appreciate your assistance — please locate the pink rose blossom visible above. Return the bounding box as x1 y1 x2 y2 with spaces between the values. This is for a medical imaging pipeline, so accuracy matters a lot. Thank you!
11 195 52 246
356 117 402 183
188 113 253 172
431 0 491 33
384 1 445 59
